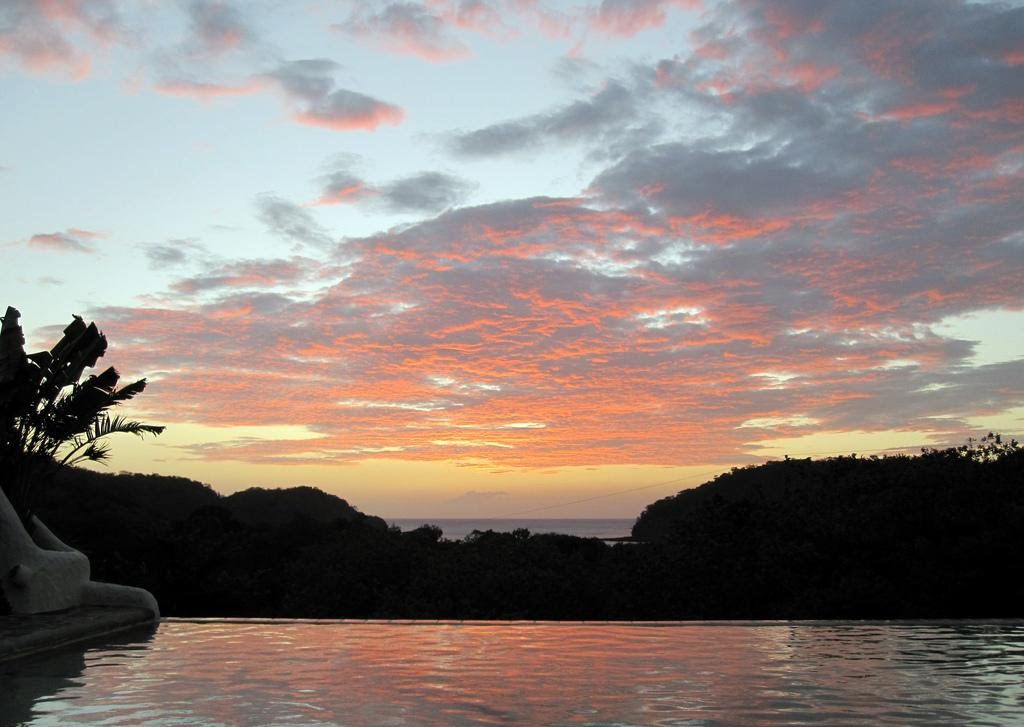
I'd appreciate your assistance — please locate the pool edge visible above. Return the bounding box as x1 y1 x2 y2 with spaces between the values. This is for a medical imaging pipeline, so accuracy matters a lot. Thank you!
0 606 157 664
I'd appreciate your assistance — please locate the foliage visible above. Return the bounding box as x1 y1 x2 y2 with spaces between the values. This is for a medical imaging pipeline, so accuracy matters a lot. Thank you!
36 437 1023 619
922 431 1020 462
0 306 163 525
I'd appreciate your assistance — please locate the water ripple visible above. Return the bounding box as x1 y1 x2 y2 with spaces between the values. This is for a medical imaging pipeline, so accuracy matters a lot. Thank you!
2 622 1024 726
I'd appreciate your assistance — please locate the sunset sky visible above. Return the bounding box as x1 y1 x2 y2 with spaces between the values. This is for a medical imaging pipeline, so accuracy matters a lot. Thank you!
3 0 1022 518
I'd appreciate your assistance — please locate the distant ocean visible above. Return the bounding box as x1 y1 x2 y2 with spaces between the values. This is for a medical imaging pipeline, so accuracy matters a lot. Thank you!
387 518 635 541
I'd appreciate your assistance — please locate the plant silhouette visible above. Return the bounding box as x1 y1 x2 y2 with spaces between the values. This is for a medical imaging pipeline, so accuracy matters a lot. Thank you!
0 306 163 527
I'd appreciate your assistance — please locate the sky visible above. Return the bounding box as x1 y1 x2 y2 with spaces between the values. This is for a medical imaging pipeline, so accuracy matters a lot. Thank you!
2 0 1023 518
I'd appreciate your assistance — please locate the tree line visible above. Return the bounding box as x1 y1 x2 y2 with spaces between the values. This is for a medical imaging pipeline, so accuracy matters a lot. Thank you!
7 436 1020 620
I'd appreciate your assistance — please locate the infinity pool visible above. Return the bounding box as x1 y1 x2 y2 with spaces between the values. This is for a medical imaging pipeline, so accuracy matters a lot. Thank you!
3 620 1024 725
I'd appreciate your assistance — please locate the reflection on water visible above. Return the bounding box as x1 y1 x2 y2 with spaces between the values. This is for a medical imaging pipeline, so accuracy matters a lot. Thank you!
3 621 1024 726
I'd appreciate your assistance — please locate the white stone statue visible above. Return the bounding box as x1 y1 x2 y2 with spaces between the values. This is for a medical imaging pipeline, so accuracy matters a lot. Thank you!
0 484 160 617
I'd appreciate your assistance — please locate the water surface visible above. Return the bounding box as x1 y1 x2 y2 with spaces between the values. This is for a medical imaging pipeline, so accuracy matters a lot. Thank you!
3 620 1023 726
388 518 633 541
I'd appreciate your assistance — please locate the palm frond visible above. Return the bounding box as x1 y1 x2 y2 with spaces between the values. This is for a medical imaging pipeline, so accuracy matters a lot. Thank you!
43 381 117 442
64 441 111 467
58 413 164 465
111 378 147 403
90 414 165 440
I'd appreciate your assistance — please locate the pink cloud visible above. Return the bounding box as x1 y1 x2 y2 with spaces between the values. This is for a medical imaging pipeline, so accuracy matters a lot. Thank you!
265 60 406 133
308 182 372 207
170 259 310 294
0 0 121 78
440 0 514 39
335 3 471 62
152 78 265 101
591 0 699 38
34 0 1021 472
293 93 405 132
28 228 102 253
94 170 1023 469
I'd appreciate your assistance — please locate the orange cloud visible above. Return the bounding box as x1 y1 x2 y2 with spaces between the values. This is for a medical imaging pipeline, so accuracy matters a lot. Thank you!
43 0 1022 478
292 96 405 132
152 78 265 101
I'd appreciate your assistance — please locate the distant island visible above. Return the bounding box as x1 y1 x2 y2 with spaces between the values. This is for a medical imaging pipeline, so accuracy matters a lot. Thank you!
4 437 1020 620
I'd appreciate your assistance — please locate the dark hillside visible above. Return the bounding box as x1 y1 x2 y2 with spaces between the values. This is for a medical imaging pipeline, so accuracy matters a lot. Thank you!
31 468 386 588
225 486 387 528
633 443 1024 541
39 468 220 529
629 440 1024 617
20 438 1023 619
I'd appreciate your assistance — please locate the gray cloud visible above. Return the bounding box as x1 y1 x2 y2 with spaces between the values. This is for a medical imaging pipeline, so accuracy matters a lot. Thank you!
184 0 254 56
312 165 474 214
27 229 99 254
592 0 694 37
256 195 334 249
380 172 475 212
265 59 404 131
314 169 372 206
150 42 403 132
592 141 870 219
145 238 205 268
171 258 309 294
299 88 404 130
148 0 266 96
0 0 121 75
448 80 642 157
334 2 470 61
265 58 340 101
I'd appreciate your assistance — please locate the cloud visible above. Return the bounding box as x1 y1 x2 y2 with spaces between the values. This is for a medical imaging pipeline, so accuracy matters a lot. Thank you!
264 58 339 101
443 490 510 505
380 172 476 212
95 183 1024 468
256 195 335 249
153 67 403 129
144 239 206 268
171 258 310 294
147 0 263 95
0 0 121 77
448 80 643 157
28 228 102 253
311 165 474 213
149 77 264 100
310 170 373 207
324 0 699 57
334 2 471 62
184 0 253 57
590 0 699 38
79 0 1024 471
147 19 404 133
295 89 405 131
266 59 405 131
590 141 868 225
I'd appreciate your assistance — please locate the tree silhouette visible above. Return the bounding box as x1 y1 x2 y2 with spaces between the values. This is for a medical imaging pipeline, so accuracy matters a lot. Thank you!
0 306 163 527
